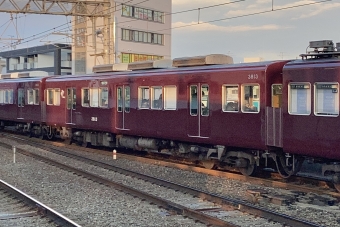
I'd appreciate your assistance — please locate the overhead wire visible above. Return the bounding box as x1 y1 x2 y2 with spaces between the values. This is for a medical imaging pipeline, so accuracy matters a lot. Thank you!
0 0 139 49
0 0 336 51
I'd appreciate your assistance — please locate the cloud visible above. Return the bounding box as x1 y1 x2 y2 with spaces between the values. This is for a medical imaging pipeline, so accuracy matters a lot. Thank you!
173 0 233 6
172 21 289 32
225 0 340 18
292 3 340 19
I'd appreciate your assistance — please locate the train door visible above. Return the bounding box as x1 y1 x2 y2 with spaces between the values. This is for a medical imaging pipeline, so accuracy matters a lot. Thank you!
115 85 130 130
17 88 24 119
66 87 76 125
266 84 283 147
188 84 210 138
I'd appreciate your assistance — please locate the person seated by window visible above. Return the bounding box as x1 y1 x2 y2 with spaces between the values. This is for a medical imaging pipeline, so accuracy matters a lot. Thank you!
226 101 238 111
243 102 257 112
243 95 257 112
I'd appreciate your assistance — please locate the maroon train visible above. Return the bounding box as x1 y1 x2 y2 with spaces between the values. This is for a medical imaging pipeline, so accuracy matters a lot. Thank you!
1 40 340 190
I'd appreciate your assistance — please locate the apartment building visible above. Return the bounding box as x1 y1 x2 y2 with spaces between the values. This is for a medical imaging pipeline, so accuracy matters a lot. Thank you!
0 44 72 75
74 0 172 74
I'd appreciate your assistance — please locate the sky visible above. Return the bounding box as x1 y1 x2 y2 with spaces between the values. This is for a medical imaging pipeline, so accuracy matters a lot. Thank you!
0 0 339 63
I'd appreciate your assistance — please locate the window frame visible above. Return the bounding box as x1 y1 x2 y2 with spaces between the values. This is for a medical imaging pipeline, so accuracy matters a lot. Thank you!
138 86 150 109
222 84 239 112
314 82 339 117
151 86 163 110
90 87 99 107
99 87 109 108
241 84 260 113
81 88 90 107
288 82 311 115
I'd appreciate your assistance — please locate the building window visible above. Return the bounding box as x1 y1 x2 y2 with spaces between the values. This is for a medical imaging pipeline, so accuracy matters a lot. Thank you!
121 53 163 63
121 4 164 23
121 29 164 45
314 83 338 116
289 83 311 115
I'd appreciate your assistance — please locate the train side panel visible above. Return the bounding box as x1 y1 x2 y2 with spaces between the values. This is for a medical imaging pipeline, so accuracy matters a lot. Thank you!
282 59 340 160
45 76 115 133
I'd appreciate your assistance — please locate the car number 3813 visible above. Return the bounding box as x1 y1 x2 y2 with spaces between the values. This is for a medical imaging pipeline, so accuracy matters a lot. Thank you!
248 74 259 79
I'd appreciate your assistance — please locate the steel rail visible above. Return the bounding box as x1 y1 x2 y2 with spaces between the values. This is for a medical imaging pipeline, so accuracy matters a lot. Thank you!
0 138 325 227
0 142 237 227
0 179 81 227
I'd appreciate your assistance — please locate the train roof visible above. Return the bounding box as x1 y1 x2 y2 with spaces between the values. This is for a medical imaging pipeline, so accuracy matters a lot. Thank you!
0 76 47 83
286 40 340 68
46 60 287 82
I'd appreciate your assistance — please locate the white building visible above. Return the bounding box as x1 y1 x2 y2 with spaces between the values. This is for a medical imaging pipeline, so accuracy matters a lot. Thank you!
73 0 172 74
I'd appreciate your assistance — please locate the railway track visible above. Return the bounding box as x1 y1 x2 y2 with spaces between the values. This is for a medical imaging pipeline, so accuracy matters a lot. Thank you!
0 179 80 227
0 133 329 227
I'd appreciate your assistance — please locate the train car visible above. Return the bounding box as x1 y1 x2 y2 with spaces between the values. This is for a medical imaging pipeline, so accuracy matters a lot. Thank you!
0 72 48 136
282 40 340 188
2 40 339 190
42 55 289 176
112 56 289 177
43 72 120 143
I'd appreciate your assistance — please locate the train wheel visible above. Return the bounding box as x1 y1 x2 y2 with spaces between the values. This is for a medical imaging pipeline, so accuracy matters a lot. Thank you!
276 154 303 178
239 162 257 176
44 128 55 140
201 160 216 169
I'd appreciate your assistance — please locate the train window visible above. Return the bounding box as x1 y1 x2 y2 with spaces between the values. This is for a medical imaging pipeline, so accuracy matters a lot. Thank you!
99 88 108 108
164 86 177 110
81 88 90 107
34 89 39 105
0 90 4 104
138 86 150 109
201 85 209 116
151 86 163 110
27 89 39 105
117 87 123 112
241 84 260 113
18 89 25 107
272 84 282 108
47 89 54 105
288 83 311 115
190 86 198 115
9 90 14 104
54 89 60 106
222 85 239 112
314 83 339 117
5 90 13 104
27 89 34 105
125 86 130 112
90 88 99 107
67 88 76 109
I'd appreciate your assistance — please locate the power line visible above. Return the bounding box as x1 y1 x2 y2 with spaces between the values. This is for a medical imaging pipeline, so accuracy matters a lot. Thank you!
0 0 139 49
164 0 334 31
0 0 336 51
